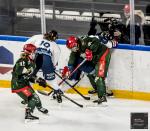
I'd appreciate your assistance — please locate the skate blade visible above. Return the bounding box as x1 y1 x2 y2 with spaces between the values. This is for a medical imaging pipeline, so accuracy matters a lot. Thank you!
25 119 39 124
39 112 50 116
44 112 50 115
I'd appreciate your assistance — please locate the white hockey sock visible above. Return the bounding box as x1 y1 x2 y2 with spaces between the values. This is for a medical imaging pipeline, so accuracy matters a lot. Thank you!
46 79 61 90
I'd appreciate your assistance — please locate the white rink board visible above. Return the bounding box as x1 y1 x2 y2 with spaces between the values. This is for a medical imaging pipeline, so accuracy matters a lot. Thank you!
108 49 150 92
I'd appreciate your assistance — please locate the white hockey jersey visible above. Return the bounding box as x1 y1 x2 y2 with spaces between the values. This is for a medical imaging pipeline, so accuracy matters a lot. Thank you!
24 34 61 66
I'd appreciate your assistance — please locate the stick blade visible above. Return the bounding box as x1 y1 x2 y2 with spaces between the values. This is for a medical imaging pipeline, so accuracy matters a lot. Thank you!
84 96 90 100
37 90 52 96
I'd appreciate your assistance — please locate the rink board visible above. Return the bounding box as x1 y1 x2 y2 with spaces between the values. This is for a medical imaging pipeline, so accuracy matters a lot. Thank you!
0 35 150 101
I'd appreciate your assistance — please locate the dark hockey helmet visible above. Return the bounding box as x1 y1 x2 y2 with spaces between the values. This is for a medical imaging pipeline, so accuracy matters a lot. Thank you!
66 36 78 49
23 43 36 54
44 30 58 41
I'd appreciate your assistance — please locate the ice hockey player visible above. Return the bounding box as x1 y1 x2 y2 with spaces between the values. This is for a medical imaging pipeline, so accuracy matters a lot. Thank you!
11 43 48 123
24 30 62 103
87 17 121 96
62 35 117 104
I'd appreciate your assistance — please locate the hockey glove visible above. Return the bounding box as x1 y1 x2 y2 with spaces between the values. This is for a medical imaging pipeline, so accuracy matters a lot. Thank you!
36 77 47 87
28 74 37 83
105 39 118 48
85 49 93 61
61 66 71 78
111 40 118 48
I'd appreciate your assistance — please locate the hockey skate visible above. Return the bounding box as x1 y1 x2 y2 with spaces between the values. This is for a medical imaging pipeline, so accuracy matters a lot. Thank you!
25 108 39 123
37 107 48 114
106 92 114 97
93 96 107 104
56 93 62 103
106 87 114 96
21 100 27 105
52 91 56 99
52 89 63 103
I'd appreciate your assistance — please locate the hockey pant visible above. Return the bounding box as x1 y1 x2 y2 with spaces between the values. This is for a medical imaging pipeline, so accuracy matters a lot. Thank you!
89 49 111 97
17 87 42 112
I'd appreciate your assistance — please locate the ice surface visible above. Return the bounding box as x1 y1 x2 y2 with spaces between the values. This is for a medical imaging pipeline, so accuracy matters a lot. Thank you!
0 88 149 131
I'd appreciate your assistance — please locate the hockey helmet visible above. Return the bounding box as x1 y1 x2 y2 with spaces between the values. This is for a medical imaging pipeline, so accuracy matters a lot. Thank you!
66 36 78 49
23 43 36 54
44 30 58 41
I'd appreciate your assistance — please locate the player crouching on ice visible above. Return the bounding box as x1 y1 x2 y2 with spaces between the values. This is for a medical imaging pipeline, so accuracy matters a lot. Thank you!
63 35 118 104
11 43 48 123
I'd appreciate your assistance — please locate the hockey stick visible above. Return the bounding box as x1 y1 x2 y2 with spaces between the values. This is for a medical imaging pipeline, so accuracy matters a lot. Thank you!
61 94 83 108
38 85 83 108
55 71 90 100
58 59 86 86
